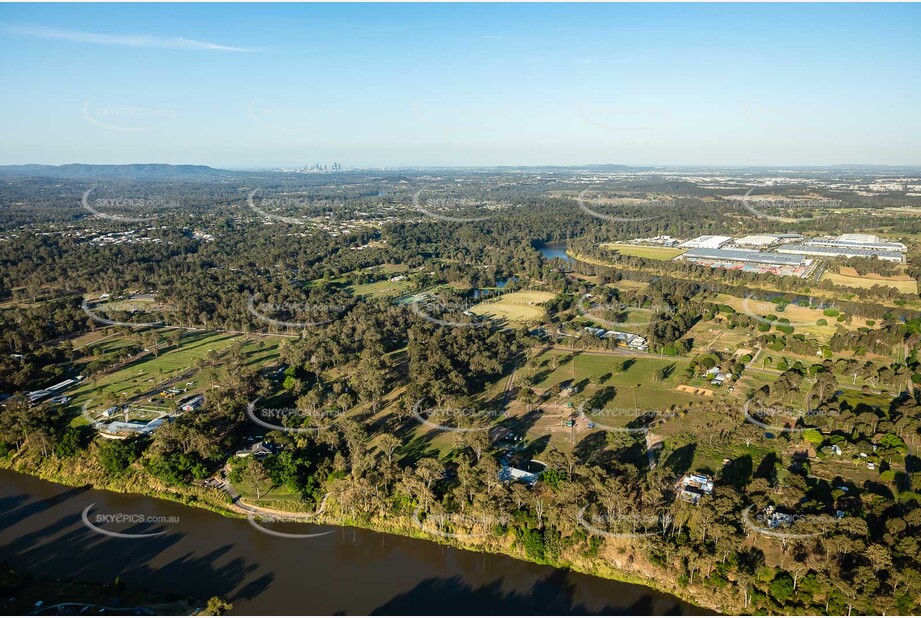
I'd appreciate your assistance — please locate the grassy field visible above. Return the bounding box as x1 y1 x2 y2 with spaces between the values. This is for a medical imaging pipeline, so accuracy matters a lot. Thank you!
69 330 282 421
682 319 757 354
469 290 556 323
580 308 657 335
607 279 650 293
526 350 695 410
601 243 686 260
821 267 917 294
233 474 306 510
712 293 870 342
346 278 416 298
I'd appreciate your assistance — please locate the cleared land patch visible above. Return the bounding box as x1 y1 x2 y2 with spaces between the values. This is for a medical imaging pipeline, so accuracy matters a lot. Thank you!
601 243 686 260
676 384 713 397
821 268 917 294
712 293 870 341
469 290 556 323
608 279 650 293
346 278 415 298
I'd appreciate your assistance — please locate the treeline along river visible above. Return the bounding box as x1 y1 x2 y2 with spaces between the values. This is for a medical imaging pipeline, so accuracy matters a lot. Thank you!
0 470 704 615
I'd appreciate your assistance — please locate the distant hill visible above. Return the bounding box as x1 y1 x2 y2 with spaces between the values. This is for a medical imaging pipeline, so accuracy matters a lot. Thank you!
0 163 238 181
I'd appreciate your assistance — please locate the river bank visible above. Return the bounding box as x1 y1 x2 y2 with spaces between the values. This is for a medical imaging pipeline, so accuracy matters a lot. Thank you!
0 458 717 615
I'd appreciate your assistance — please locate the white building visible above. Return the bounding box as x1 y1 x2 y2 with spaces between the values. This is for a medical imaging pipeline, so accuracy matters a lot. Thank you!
734 233 804 247
179 395 204 412
777 243 905 263
680 235 734 249
677 473 714 503
805 234 907 253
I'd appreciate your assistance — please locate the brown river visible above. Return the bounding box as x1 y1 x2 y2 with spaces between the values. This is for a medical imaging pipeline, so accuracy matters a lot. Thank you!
0 470 705 615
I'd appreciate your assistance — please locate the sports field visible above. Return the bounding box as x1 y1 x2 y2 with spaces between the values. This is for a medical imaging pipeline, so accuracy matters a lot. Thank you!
601 243 686 260
469 290 556 323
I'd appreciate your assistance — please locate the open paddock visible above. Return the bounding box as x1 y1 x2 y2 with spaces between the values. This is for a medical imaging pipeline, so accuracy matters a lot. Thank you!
821 268 917 294
469 290 556 323
601 243 686 260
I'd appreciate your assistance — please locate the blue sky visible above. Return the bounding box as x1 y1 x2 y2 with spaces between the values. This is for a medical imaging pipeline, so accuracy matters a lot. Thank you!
0 3 919 168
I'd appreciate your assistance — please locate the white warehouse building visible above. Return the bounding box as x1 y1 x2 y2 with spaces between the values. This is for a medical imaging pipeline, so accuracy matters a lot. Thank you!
680 235 734 249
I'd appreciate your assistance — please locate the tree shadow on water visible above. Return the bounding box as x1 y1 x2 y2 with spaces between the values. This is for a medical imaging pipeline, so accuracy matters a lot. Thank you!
369 571 696 615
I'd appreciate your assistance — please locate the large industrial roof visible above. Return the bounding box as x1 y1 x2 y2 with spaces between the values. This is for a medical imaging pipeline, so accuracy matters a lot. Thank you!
681 248 807 265
780 244 904 259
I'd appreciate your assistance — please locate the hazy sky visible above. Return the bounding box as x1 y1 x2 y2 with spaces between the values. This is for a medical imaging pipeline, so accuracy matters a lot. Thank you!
1 3 919 168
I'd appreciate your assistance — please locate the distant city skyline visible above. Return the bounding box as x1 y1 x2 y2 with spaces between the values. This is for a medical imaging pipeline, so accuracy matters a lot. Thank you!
1 3 919 168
